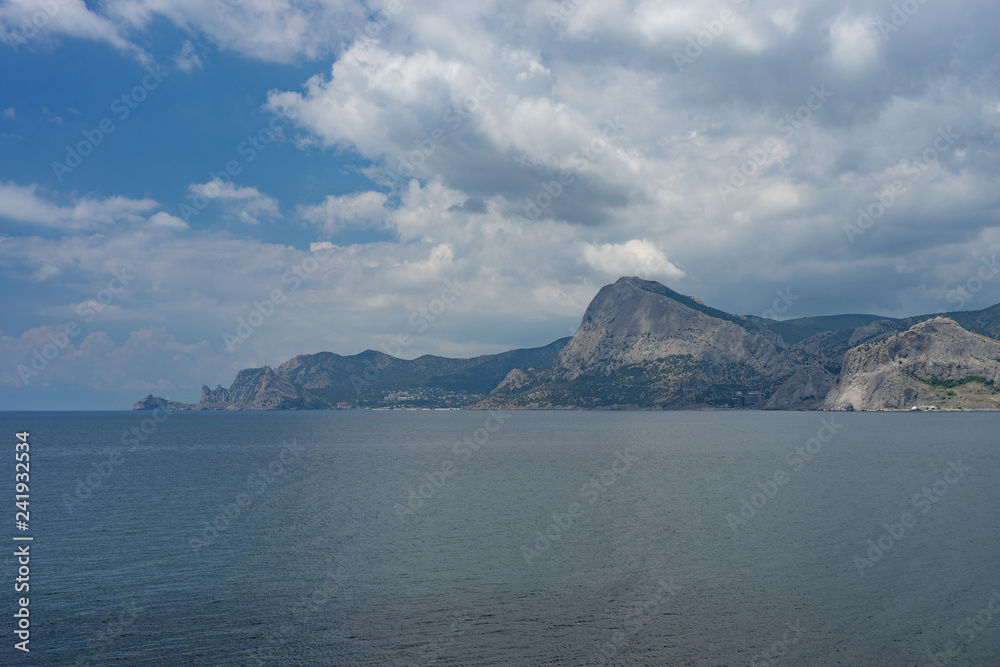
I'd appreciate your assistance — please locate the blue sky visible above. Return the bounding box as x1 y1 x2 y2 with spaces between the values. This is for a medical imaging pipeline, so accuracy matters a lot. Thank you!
1 0 999 409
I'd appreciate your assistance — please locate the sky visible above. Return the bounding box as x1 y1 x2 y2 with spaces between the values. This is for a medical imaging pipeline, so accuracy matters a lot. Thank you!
0 0 998 409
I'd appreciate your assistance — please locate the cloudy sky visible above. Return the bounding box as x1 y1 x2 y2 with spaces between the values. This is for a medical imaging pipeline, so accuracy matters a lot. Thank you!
1 0 998 409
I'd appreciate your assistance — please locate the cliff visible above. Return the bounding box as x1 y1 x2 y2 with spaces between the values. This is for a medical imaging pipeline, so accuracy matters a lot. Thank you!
822 317 1000 410
132 339 569 410
133 277 1000 411
479 277 801 409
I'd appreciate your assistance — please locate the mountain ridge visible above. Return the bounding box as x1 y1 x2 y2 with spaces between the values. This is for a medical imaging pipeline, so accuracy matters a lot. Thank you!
133 338 570 410
132 277 1000 411
822 317 1000 411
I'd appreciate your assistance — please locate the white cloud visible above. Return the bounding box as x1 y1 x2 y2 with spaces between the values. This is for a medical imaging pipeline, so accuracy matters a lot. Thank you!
266 43 470 157
265 38 636 226
29 263 60 282
99 0 366 63
42 107 63 124
1 107 13 120
299 191 389 237
0 324 214 391
188 180 281 225
148 211 190 230
0 181 158 230
581 239 686 280
5 0 1000 408
2 168 999 405
173 39 203 72
387 180 468 241
1 0 374 64
0 0 148 62
827 13 878 71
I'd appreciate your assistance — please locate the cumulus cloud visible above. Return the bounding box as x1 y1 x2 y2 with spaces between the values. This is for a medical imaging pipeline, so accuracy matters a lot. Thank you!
187 180 281 225
0 324 213 391
267 0 1000 313
147 211 190 230
0 181 158 230
4 0 1000 408
0 0 148 62
582 240 686 281
299 191 389 237
100 0 366 63
1 0 375 64
265 39 637 225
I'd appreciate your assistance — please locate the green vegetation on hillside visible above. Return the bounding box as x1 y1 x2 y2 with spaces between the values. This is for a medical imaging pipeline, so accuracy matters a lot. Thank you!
915 375 997 390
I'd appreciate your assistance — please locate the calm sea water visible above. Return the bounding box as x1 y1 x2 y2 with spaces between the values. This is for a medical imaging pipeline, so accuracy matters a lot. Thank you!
2 410 998 666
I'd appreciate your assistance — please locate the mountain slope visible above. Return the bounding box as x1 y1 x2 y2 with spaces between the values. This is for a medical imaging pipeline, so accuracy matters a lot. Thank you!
554 277 794 379
822 317 1000 410
132 277 1000 411
480 277 800 409
133 339 570 410
479 279 1000 410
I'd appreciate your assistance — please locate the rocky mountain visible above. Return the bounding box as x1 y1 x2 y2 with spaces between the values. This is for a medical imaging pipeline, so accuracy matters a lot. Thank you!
477 277 1000 410
133 277 1000 411
479 277 801 409
555 278 795 380
822 317 1000 411
760 365 837 410
132 338 569 411
131 395 196 411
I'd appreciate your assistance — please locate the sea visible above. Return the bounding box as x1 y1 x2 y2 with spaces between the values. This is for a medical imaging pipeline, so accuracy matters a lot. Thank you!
2 410 998 666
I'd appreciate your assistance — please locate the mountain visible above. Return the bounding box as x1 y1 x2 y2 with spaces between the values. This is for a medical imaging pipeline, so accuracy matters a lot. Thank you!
132 338 569 411
822 317 1000 411
761 314 898 345
477 277 1000 410
133 277 1000 411
478 277 799 408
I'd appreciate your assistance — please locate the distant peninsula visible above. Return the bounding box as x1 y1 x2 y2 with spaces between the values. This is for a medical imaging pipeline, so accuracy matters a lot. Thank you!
134 277 1000 411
